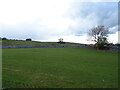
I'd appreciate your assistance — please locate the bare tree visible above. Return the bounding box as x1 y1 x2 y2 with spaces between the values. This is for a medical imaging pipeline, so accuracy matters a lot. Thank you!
88 25 109 49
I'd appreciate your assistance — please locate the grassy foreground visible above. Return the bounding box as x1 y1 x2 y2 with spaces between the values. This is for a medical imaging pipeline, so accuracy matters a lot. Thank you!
3 48 118 88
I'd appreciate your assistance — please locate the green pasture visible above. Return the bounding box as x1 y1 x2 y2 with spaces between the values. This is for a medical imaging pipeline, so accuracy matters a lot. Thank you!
2 48 118 88
2 40 80 46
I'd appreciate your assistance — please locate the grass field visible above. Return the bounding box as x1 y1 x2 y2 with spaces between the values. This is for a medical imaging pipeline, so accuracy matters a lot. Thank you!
2 40 81 46
2 48 118 88
2 40 58 46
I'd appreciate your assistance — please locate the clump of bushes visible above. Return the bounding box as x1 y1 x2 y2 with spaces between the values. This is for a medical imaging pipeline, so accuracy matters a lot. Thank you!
26 38 32 41
2 37 8 40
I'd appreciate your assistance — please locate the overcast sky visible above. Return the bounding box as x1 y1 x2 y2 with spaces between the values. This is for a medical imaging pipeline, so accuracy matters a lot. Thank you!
0 0 119 44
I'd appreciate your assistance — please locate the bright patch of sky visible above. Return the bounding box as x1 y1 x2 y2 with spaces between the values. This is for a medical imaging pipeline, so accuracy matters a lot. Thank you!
0 0 119 44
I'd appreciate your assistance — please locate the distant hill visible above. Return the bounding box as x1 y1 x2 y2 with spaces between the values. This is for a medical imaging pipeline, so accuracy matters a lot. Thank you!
1 39 84 47
1 39 119 51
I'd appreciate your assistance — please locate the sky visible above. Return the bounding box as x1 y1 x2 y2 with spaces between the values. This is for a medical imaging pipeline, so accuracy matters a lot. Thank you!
0 0 119 44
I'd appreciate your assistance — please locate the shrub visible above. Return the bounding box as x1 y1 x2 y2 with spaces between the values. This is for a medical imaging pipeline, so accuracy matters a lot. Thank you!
26 38 32 41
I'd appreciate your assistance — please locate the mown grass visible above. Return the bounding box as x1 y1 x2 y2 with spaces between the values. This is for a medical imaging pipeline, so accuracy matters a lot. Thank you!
2 48 118 88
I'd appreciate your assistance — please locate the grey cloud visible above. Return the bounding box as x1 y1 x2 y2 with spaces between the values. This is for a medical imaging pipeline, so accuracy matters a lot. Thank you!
109 25 118 34
66 2 118 36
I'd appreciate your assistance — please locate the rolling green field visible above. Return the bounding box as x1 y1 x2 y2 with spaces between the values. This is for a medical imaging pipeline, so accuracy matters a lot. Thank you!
2 40 82 46
2 40 59 46
3 48 118 88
